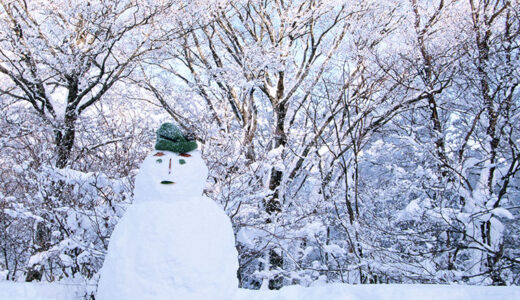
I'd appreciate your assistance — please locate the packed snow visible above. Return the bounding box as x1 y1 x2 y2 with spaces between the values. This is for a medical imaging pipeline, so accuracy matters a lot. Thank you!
132 147 209 203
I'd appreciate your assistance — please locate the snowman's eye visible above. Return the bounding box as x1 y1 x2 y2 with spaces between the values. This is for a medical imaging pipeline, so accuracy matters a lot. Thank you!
179 159 186 165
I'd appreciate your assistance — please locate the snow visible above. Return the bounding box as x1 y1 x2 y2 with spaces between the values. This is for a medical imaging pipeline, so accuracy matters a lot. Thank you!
91 148 520 300
133 150 208 203
235 284 520 300
7 148 517 300
491 207 514 220
323 244 346 256
1 281 519 300
96 149 238 300
237 226 269 249
95 199 239 300
0 281 84 300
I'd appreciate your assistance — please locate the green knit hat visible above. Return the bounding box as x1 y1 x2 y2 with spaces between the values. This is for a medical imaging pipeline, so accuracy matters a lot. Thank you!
155 123 197 153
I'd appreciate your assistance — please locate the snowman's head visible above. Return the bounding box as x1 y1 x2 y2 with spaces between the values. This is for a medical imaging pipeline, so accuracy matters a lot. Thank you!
158 150 209 198
133 123 209 203
133 150 209 203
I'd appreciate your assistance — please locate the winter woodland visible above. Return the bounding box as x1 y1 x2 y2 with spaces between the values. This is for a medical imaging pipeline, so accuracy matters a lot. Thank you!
0 0 519 295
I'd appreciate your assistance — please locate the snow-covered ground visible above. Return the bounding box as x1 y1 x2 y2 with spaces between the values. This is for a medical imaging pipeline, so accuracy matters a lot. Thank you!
0 281 84 300
237 283 520 300
0 281 519 300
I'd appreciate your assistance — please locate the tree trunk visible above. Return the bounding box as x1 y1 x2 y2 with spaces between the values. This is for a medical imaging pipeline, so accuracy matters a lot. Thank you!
265 93 288 289
55 110 77 169
266 100 288 214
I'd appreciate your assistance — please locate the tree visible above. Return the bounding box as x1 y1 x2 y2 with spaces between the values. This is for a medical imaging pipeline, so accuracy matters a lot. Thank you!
0 0 174 168
362 0 520 284
455 0 519 284
142 0 368 288
141 0 438 287
0 0 179 285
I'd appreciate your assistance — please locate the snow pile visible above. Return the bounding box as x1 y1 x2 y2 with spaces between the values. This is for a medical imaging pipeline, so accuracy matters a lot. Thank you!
0 281 84 300
96 150 238 300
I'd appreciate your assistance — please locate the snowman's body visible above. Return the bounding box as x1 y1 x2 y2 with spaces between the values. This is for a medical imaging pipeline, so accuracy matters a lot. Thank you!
96 150 238 300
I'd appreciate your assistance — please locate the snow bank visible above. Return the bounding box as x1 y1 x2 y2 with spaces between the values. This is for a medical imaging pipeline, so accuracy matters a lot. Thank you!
236 283 520 300
0 281 84 300
232 283 519 300
1 280 519 299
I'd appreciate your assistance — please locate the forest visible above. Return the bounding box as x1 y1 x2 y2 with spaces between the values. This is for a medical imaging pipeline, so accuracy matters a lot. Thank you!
0 0 519 292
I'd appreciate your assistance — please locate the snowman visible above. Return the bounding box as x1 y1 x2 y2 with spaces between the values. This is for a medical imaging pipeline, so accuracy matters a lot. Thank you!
96 123 239 300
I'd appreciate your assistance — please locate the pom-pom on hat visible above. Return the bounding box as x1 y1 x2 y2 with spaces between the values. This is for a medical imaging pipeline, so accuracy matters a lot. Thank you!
155 123 198 153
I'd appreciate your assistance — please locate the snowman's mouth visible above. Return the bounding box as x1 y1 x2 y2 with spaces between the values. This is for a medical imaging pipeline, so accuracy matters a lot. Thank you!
160 180 176 185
